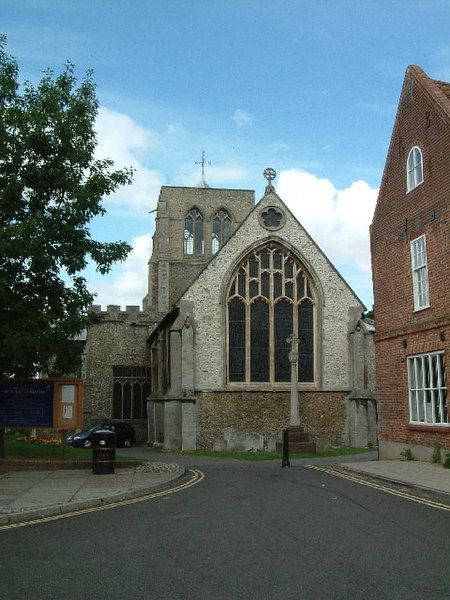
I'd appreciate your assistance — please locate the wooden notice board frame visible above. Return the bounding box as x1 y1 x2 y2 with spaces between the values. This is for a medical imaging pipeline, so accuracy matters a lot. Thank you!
52 380 84 430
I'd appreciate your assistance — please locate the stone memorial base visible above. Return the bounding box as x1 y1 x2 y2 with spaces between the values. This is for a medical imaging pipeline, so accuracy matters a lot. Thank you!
287 425 316 454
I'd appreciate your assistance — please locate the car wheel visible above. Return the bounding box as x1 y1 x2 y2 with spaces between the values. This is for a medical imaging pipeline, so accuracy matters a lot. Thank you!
84 440 92 449
124 439 132 448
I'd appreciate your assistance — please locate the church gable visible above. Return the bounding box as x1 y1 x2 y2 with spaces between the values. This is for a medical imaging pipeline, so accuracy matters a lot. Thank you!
178 185 364 391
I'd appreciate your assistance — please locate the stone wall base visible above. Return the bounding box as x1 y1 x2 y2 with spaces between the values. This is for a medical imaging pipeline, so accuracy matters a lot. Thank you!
379 439 449 463
196 390 351 451
148 390 378 452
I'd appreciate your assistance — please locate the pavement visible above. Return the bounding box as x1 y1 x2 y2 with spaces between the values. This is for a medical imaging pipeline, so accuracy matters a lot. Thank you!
1 449 449 525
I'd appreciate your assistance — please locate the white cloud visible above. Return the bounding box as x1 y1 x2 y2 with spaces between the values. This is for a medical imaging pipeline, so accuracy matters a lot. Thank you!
233 109 255 128
95 106 165 212
277 169 378 275
89 233 152 309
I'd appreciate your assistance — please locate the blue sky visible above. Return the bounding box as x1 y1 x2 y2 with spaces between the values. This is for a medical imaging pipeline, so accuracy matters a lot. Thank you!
2 0 450 309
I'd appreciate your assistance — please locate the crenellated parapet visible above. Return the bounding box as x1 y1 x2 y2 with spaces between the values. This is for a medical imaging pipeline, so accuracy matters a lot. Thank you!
91 305 152 326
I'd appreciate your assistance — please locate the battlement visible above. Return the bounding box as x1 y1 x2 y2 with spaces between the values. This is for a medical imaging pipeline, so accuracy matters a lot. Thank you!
91 304 151 325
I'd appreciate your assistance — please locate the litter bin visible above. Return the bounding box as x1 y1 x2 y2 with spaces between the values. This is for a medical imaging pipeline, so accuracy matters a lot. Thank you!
92 429 116 474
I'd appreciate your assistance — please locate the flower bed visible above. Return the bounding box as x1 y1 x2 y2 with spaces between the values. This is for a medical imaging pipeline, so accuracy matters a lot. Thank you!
16 435 62 446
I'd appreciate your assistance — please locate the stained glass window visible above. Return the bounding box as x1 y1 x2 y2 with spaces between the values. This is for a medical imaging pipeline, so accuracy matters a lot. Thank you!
227 243 315 383
274 299 293 381
112 366 151 419
298 299 314 382
250 299 269 381
229 299 246 381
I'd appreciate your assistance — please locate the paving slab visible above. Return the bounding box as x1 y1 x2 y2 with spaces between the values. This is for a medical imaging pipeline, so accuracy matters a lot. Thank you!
0 462 185 525
340 459 450 495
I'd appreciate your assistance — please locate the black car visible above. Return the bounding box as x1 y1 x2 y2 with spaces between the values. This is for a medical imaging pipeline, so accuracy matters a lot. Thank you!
67 422 136 449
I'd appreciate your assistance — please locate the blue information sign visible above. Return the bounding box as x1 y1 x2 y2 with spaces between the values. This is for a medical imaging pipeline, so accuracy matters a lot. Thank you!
0 381 54 427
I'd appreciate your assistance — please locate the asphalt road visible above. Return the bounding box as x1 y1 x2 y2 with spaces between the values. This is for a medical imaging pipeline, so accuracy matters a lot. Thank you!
1 459 449 600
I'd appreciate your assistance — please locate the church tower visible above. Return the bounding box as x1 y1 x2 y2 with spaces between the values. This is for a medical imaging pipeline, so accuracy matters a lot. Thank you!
143 185 255 315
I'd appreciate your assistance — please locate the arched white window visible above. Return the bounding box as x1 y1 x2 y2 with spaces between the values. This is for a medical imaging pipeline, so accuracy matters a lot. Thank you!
407 146 424 191
227 243 315 383
212 209 232 254
184 207 204 255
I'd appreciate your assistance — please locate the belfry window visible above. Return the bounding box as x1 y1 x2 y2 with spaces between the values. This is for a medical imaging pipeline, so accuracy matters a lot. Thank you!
212 209 232 254
407 146 424 191
184 207 204 255
227 243 315 383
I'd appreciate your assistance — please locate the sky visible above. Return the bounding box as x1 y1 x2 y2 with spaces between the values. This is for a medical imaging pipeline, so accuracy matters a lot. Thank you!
2 0 450 310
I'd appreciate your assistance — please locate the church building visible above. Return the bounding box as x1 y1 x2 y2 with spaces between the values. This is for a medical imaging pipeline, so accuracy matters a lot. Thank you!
82 169 376 452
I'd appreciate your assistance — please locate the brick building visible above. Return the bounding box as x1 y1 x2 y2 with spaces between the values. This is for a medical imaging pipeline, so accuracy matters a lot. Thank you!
371 65 449 460
83 172 377 451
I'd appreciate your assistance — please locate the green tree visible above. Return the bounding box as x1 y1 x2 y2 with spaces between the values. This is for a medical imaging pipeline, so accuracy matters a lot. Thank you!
0 36 133 377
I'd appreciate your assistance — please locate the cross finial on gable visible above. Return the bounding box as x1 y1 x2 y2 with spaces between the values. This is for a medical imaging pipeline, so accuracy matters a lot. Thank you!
263 167 277 192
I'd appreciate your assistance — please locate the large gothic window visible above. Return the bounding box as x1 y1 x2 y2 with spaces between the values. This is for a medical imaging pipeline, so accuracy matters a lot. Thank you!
212 209 232 254
228 243 315 383
184 207 204 255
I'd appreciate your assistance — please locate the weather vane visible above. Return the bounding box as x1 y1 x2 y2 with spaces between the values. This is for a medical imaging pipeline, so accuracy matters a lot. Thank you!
196 150 211 183
263 167 277 192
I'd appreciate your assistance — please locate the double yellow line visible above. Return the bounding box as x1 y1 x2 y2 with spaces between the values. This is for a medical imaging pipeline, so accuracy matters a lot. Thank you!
306 464 450 512
0 468 205 531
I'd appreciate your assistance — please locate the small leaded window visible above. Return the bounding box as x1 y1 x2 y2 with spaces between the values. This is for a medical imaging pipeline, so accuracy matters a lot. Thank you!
184 207 204 255
227 243 316 384
407 146 424 191
212 209 232 254
112 366 151 420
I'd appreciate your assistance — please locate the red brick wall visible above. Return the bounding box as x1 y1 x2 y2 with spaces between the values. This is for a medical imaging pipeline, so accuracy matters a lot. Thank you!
371 68 450 452
375 330 449 449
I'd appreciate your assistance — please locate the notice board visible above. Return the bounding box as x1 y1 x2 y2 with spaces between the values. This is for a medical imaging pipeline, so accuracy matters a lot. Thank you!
0 380 54 427
0 379 83 430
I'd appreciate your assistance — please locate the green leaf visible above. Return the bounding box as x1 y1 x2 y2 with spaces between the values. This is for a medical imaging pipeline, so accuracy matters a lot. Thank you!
0 36 133 377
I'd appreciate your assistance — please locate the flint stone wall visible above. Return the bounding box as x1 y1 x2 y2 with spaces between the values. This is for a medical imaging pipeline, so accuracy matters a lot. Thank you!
195 390 348 451
82 305 153 442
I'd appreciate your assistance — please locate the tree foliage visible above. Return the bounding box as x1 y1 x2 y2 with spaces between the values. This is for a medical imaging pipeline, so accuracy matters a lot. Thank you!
0 36 133 377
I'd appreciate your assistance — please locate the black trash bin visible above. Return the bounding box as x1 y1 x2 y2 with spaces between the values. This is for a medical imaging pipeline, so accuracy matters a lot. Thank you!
92 429 116 474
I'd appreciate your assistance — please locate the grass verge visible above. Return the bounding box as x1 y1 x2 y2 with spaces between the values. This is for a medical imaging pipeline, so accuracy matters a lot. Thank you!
181 447 376 461
3 434 130 461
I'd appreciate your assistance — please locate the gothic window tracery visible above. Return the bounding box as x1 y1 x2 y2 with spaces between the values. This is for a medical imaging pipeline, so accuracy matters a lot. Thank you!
112 366 151 420
227 243 316 383
184 207 204 255
212 209 232 254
